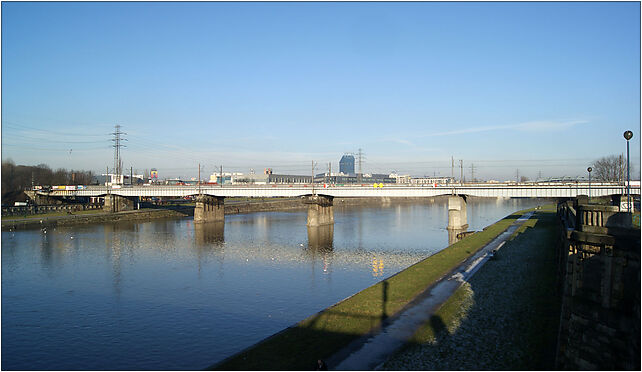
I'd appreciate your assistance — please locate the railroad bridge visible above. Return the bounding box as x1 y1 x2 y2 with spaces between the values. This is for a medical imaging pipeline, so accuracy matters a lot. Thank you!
34 183 639 229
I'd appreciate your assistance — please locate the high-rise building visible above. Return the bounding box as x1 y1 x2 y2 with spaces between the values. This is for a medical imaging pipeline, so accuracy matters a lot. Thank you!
340 154 355 175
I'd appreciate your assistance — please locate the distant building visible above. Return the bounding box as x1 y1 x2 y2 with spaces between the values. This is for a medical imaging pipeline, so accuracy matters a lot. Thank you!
389 173 411 184
313 172 395 184
209 172 243 185
268 174 312 184
340 154 355 175
205 170 312 185
409 177 454 185
235 173 269 185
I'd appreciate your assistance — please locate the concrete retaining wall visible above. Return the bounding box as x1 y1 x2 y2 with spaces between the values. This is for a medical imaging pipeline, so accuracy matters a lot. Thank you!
556 198 640 370
2 204 102 217
2 208 192 230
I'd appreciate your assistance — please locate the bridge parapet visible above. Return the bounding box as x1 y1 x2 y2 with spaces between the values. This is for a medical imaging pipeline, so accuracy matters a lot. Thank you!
38 183 640 199
556 197 640 370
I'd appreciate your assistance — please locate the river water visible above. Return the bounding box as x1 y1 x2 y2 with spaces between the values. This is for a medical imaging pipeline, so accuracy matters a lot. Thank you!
1 197 546 370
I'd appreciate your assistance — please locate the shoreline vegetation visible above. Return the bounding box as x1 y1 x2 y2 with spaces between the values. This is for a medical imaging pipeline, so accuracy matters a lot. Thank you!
210 205 547 370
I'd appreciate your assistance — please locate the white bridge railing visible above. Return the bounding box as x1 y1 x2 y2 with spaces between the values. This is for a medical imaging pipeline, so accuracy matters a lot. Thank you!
40 183 640 199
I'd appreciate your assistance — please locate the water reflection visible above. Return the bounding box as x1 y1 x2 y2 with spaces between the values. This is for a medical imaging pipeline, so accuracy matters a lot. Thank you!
194 221 225 277
103 223 137 298
447 227 467 246
40 231 54 267
305 225 334 277
2 198 548 370
307 225 334 251
194 222 225 247
372 256 385 277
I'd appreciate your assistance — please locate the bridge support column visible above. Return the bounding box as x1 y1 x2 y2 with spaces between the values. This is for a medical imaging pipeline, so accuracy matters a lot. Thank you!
194 195 225 223
302 195 334 227
447 195 468 231
104 194 136 213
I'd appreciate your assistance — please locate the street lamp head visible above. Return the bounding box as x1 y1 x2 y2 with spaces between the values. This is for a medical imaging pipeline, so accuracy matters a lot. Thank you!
624 130 633 141
587 167 592 173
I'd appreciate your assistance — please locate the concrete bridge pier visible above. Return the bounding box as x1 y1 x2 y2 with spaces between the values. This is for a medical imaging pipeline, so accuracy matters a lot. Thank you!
447 195 468 231
302 195 334 227
104 194 136 213
194 195 225 223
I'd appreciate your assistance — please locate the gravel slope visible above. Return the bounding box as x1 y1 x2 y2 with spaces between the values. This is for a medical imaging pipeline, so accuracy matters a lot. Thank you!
382 209 560 370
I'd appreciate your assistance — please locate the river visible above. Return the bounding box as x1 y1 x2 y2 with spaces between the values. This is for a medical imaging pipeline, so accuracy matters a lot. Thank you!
1 197 546 370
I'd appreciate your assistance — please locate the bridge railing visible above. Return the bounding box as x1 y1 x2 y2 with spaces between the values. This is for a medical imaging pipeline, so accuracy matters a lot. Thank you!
38 183 640 199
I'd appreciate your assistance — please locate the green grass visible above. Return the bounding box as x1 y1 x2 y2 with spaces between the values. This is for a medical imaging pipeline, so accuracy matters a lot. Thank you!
211 207 537 371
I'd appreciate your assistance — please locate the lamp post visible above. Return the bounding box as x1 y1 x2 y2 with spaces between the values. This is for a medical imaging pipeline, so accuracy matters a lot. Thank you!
587 167 592 202
624 130 633 212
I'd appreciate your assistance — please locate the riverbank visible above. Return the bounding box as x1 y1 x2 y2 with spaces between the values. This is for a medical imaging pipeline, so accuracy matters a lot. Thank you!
1 196 445 231
1 207 193 230
210 205 545 370
382 204 560 370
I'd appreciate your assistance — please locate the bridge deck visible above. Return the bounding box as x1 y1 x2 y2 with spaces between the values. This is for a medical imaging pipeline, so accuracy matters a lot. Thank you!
39 184 640 199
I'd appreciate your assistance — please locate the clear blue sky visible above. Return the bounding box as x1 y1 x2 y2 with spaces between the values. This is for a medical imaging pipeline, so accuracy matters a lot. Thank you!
2 1 640 181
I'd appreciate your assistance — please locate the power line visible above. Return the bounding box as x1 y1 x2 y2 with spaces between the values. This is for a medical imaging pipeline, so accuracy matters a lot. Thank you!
111 124 127 183
3 121 111 137
356 148 365 182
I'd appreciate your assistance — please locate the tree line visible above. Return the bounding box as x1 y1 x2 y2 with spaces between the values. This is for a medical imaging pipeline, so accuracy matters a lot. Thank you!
592 154 634 183
2 160 96 205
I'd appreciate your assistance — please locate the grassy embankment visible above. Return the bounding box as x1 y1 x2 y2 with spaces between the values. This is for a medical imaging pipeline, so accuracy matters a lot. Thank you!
386 204 560 370
211 206 541 371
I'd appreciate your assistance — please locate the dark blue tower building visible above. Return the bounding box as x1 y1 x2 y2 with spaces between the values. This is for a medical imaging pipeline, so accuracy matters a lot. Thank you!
339 154 355 175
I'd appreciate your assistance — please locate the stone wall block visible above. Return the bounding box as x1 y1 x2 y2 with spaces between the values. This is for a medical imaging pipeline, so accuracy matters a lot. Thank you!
556 197 640 370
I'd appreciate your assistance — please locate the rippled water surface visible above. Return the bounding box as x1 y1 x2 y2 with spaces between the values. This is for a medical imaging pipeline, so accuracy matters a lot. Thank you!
2 198 545 370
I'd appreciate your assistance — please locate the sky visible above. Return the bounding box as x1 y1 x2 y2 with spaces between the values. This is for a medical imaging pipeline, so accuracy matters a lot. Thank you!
2 1 640 181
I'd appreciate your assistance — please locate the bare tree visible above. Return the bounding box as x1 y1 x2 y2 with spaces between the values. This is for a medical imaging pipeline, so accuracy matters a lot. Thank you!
593 154 631 183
